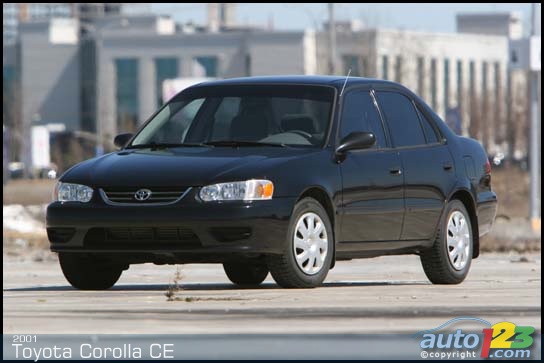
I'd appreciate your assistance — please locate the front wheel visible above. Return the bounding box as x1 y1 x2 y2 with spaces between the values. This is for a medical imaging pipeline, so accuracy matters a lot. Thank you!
59 253 124 290
420 200 473 284
267 197 333 288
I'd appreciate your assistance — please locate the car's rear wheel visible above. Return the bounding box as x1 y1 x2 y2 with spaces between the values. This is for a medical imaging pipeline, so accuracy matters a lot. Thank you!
420 200 473 284
267 197 333 288
59 253 124 290
223 259 269 286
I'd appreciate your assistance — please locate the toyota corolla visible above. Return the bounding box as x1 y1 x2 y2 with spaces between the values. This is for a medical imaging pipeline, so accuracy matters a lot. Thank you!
47 76 497 289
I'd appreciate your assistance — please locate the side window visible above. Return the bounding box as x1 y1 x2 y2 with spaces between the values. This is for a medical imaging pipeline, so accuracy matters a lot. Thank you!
415 106 439 144
375 92 426 147
340 90 387 148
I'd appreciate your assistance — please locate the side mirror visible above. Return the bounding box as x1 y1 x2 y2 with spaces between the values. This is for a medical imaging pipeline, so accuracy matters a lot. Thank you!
336 132 376 155
114 133 133 149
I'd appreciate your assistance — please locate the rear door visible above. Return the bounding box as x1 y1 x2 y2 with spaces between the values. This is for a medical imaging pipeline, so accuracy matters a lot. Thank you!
338 88 404 242
374 90 454 240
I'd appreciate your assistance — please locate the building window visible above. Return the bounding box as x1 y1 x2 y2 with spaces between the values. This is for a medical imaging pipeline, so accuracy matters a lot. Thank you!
468 60 476 126
81 39 96 132
444 58 450 110
193 56 218 77
469 61 475 95
361 56 368 77
456 60 463 113
481 61 489 146
245 54 251 76
430 58 437 110
494 62 501 116
417 57 425 97
3 65 16 96
381 55 389 80
115 58 139 132
482 61 488 102
394 55 403 83
342 55 361 76
155 58 178 107
3 65 16 132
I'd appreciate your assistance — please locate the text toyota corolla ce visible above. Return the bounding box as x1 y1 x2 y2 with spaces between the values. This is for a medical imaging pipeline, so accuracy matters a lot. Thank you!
47 76 497 289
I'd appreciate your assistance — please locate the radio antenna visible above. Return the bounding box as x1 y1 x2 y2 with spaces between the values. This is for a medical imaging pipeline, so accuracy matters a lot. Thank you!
340 69 351 97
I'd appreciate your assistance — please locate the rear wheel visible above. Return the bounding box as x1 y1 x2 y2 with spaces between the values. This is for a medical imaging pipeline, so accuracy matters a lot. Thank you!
267 197 333 288
59 253 124 290
420 200 473 284
223 260 269 286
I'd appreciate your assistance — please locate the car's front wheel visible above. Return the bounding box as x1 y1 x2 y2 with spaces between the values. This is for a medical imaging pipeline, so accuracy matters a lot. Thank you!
267 197 333 288
223 259 269 286
420 200 473 284
59 253 124 290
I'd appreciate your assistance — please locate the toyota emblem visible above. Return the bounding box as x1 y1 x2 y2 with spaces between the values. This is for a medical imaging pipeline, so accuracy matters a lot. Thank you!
134 188 152 201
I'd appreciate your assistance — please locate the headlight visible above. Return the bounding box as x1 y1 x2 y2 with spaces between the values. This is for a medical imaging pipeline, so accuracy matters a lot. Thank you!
54 182 94 203
199 179 274 202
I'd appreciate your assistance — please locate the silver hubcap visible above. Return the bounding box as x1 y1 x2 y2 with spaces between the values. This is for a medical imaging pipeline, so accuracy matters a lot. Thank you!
447 210 471 271
293 212 328 275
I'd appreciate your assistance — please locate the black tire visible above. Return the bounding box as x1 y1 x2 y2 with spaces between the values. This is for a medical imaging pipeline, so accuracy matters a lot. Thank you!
223 259 269 286
420 200 473 284
267 197 334 288
59 253 124 290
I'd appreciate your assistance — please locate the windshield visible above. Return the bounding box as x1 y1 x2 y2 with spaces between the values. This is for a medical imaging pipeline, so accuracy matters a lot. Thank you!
130 85 335 148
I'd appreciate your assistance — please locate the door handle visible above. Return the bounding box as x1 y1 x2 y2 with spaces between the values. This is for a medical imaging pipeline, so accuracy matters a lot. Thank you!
389 168 402 175
443 162 453 171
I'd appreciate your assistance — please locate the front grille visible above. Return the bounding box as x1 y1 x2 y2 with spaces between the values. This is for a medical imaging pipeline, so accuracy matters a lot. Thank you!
100 187 189 205
47 228 76 243
84 227 201 248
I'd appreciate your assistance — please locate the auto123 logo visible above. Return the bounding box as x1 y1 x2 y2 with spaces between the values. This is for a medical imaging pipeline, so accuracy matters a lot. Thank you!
415 317 536 360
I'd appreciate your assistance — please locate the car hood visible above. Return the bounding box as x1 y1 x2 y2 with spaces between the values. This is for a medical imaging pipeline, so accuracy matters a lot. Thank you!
62 146 318 187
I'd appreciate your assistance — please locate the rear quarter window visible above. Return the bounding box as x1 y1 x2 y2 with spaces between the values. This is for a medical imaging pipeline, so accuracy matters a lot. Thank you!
416 106 440 144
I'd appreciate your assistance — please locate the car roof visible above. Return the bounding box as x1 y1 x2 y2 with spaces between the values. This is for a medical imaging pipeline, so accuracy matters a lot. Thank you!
191 75 398 90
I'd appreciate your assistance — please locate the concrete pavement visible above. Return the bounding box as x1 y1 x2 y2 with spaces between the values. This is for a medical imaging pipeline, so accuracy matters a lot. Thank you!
3 252 541 334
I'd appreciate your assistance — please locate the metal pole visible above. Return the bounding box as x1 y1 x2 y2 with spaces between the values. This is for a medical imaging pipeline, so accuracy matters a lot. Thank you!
529 3 540 232
328 3 336 75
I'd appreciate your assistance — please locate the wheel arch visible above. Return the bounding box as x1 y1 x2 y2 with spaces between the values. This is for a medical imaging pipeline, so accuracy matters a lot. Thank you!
448 188 480 258
297 186 337 268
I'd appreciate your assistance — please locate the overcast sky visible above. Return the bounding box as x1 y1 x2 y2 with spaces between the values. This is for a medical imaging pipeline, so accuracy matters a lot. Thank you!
151 3 541 35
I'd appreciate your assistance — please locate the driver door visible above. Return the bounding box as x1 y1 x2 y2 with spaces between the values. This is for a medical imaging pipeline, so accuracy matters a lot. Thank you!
338 89 404 242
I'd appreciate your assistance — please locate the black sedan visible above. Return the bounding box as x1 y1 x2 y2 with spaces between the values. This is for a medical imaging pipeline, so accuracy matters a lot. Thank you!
47 76 497 289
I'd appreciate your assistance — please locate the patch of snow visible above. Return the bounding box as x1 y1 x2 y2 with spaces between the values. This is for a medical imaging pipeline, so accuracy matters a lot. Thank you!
3 204 46 234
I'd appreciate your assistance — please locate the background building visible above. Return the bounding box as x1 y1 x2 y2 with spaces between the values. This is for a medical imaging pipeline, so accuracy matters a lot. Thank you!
3 3 149 45
316 29 514 155
456 12 523 38
2 4 540 175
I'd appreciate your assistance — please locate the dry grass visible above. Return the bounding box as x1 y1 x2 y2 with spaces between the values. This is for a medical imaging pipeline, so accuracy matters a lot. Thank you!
3 166 538 259
3 229 49 250
490 166 530 219
2 166 531 215
480 236 540 253
168 296 246 302
2 229 56 262
165 267 183 301
482 165 540 252
3 179 56 205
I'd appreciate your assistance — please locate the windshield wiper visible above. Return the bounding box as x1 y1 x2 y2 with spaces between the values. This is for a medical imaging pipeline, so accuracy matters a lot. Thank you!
203 140 288 148
126 142 208 150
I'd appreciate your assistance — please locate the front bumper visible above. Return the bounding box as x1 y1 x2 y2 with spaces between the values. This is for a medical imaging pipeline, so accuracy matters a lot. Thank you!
47 194 296 257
